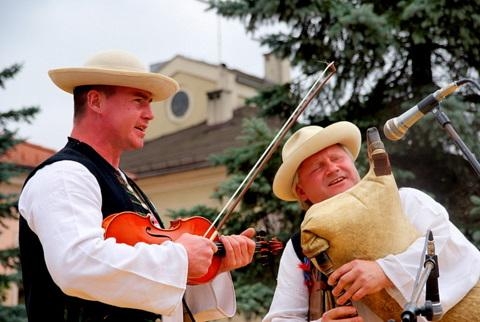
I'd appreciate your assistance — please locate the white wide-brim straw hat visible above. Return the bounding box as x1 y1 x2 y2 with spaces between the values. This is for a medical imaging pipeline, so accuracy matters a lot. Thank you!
273 121 361 201
48 50 179 102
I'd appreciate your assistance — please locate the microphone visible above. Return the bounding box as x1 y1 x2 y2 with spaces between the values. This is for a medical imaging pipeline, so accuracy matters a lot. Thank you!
383 81 464 141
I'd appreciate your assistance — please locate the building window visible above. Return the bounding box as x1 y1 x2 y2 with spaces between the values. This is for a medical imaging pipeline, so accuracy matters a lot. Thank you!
170 90 189 118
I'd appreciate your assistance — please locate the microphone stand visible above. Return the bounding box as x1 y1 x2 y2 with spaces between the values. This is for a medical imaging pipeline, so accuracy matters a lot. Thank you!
395 230 443 322
431 101 480 179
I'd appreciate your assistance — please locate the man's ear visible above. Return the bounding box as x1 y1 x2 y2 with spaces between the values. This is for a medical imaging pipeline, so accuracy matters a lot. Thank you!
86 90 103 113
295 184 308 202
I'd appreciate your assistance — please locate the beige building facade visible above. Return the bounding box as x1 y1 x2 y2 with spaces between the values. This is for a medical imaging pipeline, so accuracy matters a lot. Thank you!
122 53 289 218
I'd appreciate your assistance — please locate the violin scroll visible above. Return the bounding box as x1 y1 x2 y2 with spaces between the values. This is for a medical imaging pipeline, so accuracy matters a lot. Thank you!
255 230 283 265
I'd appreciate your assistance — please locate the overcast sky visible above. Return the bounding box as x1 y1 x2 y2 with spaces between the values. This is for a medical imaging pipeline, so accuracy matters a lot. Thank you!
1 0 267 150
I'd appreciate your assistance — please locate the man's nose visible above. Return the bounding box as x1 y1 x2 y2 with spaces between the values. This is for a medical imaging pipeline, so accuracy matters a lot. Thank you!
143 105 154 120
325 161 339 174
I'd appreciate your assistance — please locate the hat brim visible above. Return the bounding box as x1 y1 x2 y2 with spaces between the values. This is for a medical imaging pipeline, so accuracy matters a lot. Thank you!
48 67 179 102
273 122 361 201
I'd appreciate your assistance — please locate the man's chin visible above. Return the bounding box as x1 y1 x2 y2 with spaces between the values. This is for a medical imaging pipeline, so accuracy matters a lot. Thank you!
126 140 144 151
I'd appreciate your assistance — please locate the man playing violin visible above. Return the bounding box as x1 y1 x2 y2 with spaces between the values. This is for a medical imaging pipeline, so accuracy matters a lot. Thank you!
18 50 256 322
263 122 480 321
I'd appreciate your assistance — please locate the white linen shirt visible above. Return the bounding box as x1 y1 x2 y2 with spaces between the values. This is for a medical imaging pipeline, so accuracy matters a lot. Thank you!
19 160 236 321
263 187 480 322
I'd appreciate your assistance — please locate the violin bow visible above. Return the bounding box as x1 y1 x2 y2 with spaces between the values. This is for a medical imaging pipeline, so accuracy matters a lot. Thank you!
206 62 337 239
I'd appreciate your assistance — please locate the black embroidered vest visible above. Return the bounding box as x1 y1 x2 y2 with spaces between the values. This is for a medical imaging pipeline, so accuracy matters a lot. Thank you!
19 138 163 322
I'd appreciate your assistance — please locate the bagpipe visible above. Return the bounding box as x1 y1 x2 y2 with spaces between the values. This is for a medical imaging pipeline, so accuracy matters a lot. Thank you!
300 127 480 321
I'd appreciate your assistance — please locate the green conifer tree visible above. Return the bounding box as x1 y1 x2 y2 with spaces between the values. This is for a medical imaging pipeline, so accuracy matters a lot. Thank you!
0 64 39 322
206 0 480 243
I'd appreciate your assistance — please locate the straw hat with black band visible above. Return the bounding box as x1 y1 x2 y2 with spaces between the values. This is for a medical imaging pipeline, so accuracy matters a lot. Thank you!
48 50 179 102
273 122 362 202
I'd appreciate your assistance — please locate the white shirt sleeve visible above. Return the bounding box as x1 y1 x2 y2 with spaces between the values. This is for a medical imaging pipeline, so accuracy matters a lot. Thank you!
377 187 480 312
18 160 236 318
262 240 310 322
184 272 236 321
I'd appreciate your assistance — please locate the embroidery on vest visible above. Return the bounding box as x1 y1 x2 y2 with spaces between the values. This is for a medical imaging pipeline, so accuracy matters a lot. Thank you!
115 170 151 216
292 232 335 320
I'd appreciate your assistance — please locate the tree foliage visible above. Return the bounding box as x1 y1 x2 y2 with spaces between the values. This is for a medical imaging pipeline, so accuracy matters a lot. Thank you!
192 0 480 317
206 0 480 235
0 64 39 321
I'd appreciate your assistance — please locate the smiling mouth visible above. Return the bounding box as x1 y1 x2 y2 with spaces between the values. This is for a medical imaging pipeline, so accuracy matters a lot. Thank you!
329 176 345 186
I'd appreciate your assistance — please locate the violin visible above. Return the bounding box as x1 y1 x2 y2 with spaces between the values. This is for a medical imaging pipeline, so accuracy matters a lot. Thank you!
102 211 283 285
103 62 336 285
